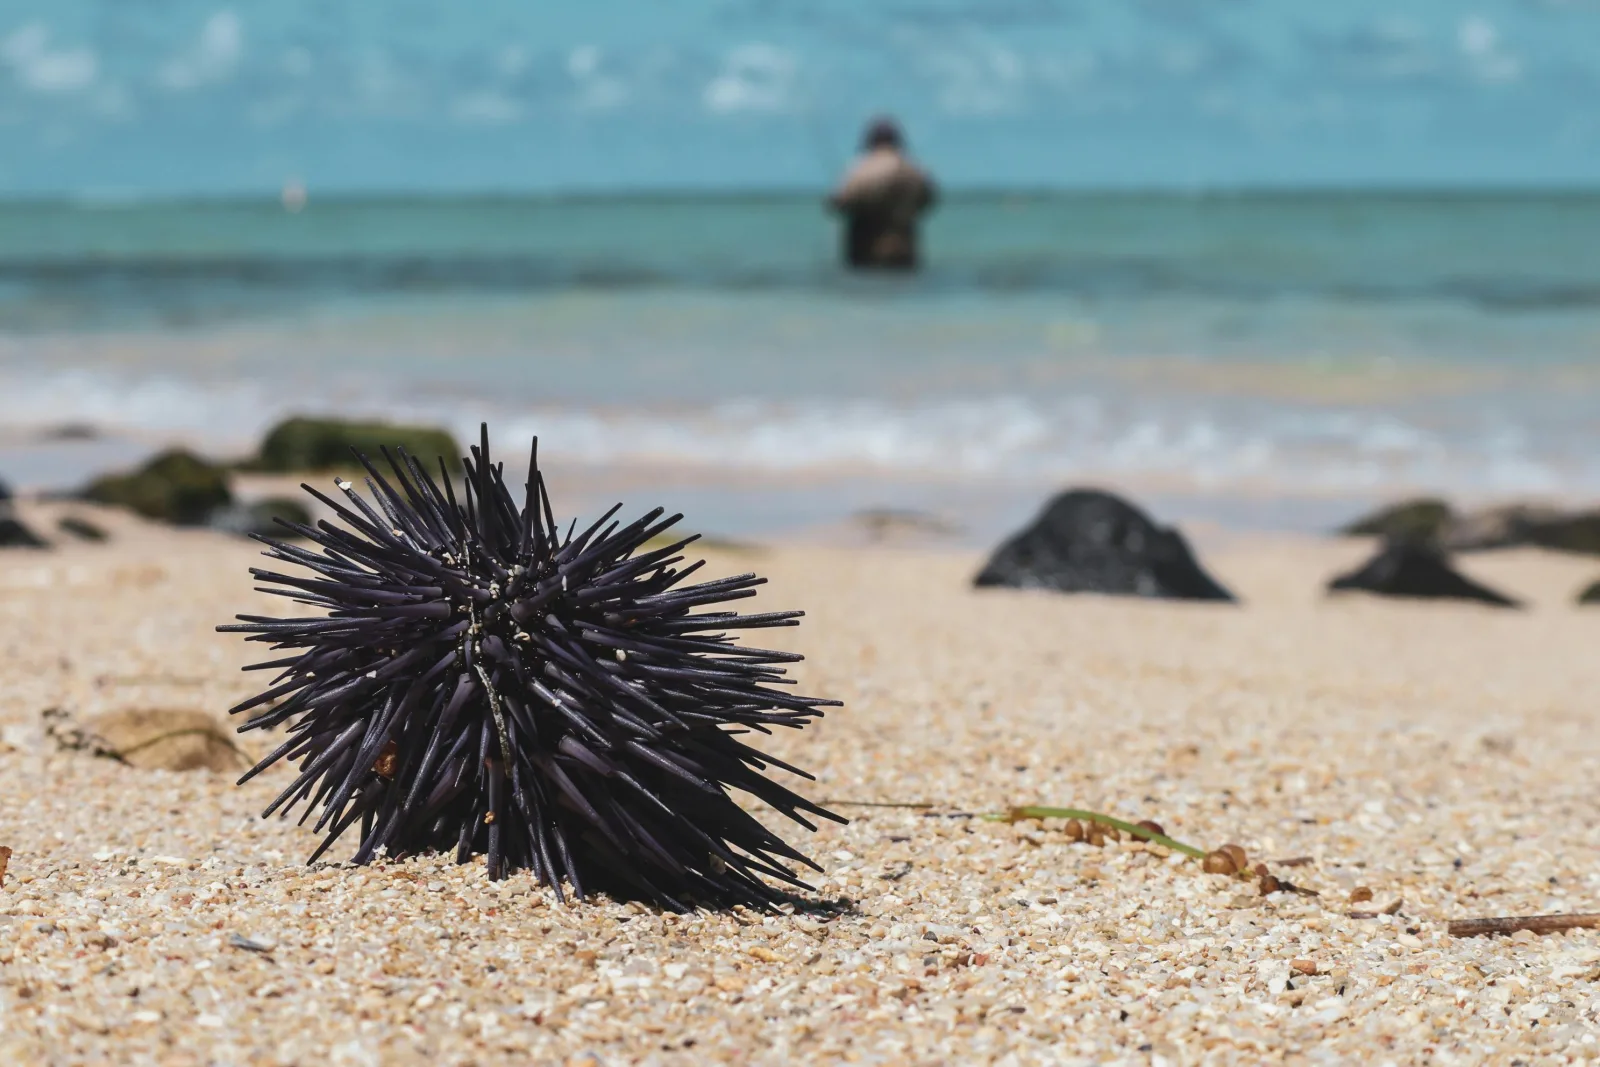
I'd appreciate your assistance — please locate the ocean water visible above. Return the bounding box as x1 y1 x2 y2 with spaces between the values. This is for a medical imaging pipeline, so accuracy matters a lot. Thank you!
2 191 1598 539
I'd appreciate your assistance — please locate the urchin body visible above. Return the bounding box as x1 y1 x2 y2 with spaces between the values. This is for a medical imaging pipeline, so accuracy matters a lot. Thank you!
221 427 842 910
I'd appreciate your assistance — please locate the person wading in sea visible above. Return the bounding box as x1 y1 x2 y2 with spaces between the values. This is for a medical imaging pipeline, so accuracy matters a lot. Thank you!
828 117 937 271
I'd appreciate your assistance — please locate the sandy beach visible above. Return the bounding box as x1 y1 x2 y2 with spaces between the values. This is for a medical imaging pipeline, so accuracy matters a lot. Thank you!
4 503 1600 1064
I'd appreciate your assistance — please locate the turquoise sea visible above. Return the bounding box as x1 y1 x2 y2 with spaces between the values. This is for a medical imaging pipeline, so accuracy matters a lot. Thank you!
2 191 1598 538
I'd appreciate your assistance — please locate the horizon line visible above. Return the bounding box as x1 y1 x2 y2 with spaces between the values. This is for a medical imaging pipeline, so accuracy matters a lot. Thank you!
6 182 1600 208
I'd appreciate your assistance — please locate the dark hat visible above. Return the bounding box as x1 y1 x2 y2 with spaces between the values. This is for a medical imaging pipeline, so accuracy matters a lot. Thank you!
862 116 904 150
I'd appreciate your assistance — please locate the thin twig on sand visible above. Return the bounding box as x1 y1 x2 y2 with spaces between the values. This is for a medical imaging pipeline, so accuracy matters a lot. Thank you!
1448 913 1600 938
824 800 936 810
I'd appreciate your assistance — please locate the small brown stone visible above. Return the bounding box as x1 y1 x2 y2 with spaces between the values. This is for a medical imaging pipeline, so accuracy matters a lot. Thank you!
1259 874 1282 895
1202 849 1239 875
1136 819 1166 837
1349 886 1374 904
1220 844 1249 870
1086 829 1106 848
1063 819 1085 842
1290 959 1318 976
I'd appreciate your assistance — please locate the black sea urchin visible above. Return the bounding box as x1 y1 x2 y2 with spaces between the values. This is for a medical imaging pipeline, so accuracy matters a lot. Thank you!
219 425 844 910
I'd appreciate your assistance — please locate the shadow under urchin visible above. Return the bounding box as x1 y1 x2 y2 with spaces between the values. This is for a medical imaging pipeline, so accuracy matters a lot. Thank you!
219 425 845 911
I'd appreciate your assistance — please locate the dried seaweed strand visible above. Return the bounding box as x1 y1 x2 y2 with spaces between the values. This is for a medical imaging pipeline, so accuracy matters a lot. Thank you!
985 805 1208 859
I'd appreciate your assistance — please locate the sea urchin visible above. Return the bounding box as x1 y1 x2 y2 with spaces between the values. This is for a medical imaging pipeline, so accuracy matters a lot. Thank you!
219 425 844 910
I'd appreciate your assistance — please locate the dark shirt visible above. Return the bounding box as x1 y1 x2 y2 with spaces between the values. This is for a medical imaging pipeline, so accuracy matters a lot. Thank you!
829 149 937 270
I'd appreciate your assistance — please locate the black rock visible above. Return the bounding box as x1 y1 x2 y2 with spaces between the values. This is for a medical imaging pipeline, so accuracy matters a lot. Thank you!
1578 578 1600 606
974 489 1235 601
0 515 48 548
1328 541 1519 607
1338 498 1454 544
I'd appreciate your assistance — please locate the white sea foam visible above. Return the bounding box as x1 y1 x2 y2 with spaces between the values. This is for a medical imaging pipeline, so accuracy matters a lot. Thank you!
0 364 1589 505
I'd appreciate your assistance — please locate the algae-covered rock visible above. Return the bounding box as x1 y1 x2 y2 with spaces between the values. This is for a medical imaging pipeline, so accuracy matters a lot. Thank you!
207 496 313 539
1445 504 1600 555
1518 511 1600 556
252 416 461 473
82 449 232 525
1338 498 1454 544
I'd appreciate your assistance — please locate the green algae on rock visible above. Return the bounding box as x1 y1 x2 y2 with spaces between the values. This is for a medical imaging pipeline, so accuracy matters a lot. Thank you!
83 449 232 526
249 416 460 474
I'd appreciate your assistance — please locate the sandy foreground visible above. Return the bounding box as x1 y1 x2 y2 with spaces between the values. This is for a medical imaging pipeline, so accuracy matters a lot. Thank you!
3 502 1600 1065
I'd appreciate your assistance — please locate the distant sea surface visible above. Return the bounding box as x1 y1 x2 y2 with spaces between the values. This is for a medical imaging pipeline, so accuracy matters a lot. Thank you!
2 191 1598 539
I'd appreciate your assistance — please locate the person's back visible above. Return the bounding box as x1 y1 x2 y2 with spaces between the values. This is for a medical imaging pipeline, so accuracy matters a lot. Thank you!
828 118 936 271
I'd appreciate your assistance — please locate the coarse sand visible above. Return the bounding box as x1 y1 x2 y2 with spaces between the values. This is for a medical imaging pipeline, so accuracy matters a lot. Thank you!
4 504 1600 1064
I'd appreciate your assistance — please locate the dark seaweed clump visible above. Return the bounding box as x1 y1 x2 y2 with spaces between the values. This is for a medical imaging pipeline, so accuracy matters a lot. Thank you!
220 425 843 910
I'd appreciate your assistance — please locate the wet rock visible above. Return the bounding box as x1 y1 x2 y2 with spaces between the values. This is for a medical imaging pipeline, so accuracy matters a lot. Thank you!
56 515 108 542
974 489 1235 601
250 416 461 473
206 497 313 539
1578 579 1600 606
1338 498 1453 544
82 449 232 525
1328 541 1519 608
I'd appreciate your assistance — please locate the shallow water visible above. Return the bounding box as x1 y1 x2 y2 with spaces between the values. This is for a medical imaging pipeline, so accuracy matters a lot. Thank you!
2 191 1598 536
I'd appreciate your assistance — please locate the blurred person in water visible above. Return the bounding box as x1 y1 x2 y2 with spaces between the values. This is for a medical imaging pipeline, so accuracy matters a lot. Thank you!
828 117 937 271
